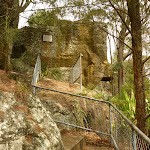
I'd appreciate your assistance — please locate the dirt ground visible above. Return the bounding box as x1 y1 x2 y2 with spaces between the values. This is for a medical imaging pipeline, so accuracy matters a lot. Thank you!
0 70 17 93
0 70 114 149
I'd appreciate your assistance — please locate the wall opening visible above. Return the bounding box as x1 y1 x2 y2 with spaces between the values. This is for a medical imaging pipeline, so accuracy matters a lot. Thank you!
11 45 26 58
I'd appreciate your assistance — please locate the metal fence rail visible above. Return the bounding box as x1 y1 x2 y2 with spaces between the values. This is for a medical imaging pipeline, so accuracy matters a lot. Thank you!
31 54 150 150
31 84 150 150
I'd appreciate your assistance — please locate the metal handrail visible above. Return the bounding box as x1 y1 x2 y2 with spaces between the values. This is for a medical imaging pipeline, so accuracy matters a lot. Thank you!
31 84 150 145
55 120 110 137
31 54 150 149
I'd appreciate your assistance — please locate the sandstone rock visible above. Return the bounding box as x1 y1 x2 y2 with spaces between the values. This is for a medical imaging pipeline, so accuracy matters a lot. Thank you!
41 99 76 130
0 92 64 150
12 20 112 88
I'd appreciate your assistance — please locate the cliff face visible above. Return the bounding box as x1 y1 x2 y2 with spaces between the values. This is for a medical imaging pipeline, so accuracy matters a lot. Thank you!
12 20 112 87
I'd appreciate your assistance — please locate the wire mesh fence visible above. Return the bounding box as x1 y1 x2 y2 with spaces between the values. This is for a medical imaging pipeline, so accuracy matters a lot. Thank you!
31 54 41 94
110 105 150 150
111 105 133 149
72 53 83 89
32 85 150 150
72 55 81 83
135 133 150 150
31 54 150 150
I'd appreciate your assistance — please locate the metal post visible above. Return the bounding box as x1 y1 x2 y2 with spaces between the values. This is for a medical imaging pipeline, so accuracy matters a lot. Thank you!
132 130 136 150
33 87 37 96
80 53 83 90
109 103 112 146
35 87 37 96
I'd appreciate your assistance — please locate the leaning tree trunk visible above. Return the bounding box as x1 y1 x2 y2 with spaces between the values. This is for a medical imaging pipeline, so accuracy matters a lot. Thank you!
127 0 147 134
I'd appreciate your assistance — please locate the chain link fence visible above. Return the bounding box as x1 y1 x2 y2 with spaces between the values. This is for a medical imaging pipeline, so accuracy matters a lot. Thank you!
72 53 83 89
111 105 133 149
110 104 150 150
31 84 150 149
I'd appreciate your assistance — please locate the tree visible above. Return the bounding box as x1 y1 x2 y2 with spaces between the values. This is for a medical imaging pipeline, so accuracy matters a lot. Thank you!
28 10 60 27
109 1 130 96
108 0 149 134
0 0 58 71
127 0 148 134
0 0 31 71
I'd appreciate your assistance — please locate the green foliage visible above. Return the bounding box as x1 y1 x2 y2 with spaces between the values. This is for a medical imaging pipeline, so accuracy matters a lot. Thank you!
41 63 50 77
86 84 96 90
94 92 104 99
50 67 64 81
72 100 94 128
41 63 65 81
145 77 150 131
111 89 136 122
112 62 122 71
28 10 60 27
11 50 36 73
73 101 88 126
11 59 30 73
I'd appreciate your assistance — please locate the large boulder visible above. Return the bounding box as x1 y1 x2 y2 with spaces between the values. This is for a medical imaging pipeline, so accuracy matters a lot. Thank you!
0 92 64 150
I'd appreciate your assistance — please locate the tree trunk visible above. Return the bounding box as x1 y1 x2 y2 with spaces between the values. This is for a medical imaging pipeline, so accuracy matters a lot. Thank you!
0 0 30 71
117 22 126 96
0 0 21 71
127 0 147 134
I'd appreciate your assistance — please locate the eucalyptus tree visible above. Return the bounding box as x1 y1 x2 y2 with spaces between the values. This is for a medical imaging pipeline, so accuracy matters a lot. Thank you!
126 0 150 134
65 0 150 134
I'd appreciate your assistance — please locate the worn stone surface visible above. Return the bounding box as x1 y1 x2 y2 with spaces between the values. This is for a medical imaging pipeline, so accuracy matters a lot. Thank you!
41 99 76 130
0 92 64 150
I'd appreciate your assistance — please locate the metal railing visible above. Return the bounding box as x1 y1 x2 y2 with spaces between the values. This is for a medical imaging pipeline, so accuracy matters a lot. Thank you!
31 55 150 150
31 54 41 95
72 53 83 90
31 85 150 150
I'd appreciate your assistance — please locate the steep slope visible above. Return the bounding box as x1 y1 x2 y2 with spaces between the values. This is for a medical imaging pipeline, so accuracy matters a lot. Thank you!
0 70 114 149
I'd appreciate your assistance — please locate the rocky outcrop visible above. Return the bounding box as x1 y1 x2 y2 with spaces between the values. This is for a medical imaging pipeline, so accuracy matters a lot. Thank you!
41 99 76 130
12 20 112 88
0 92 64 150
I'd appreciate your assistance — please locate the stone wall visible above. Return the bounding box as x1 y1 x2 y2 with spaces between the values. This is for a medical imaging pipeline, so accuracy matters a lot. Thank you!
12 20 112 87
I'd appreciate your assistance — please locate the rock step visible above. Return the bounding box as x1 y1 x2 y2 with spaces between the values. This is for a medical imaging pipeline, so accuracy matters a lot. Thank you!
58 126 114 150
59 126 67 136
61 131 86 150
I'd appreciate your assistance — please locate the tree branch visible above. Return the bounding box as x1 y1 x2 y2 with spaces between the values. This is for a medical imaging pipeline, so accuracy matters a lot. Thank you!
143 73 150 77
20 0 25 7
145 114 150 120
100 27 132 50
123 52 132 60
19 0 32 13
142 56 150 66
108 0 132 35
